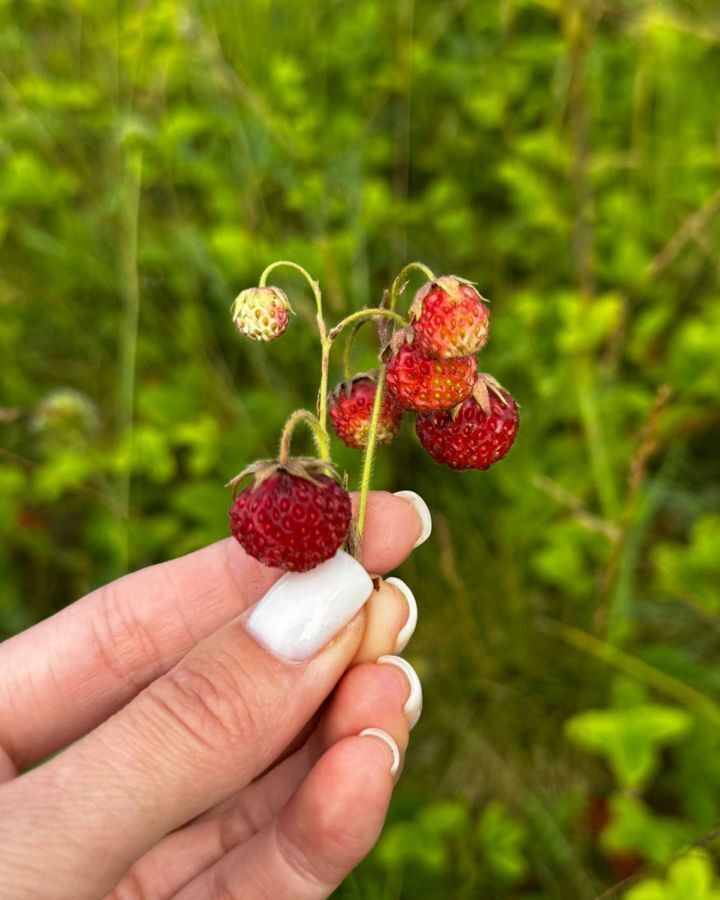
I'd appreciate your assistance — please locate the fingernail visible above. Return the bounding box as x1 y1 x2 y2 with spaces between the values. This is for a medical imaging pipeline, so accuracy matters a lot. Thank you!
393 490 432 548
377 655 423 729
385 577 418 654
359 727 401 777
246 551 373 661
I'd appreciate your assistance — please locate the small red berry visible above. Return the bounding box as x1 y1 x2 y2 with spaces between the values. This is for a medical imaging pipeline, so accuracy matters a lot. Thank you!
328 373 404 449
409 275 490 359
231 286 293 342
386 340 477 413
415 374 519 470
228 460 351 572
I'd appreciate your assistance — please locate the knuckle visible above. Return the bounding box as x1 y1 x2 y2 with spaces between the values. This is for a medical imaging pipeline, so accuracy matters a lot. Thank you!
105 869 150 900
210 866 253 900
217 793 264 853
275 821 340 894
315 810 368 869
142 650 259 757
90 582 167 690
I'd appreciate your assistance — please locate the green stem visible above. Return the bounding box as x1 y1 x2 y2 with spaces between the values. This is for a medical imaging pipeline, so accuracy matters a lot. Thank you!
343 320 367 380
356 366 388 540
258 260 331 460
388 261 436 311
328 307 407 343
278 409 328 464
548 618 720 728
317 338 331 459
259 260 322 308
350 271 431 544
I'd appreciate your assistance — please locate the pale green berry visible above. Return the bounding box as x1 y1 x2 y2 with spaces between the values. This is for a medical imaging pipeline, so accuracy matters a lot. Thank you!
231 286 293 342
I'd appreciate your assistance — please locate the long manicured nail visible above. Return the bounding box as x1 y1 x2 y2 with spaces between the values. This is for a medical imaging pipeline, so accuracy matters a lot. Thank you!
359 728 401 777
378 655 423 729
246 551 373 661
393 490 432 548
386 577 418 654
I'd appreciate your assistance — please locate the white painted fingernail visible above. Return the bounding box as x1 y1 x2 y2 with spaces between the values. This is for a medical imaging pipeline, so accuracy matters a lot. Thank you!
246 551 373 661
378 655 423 730
359 728 401 777
386 577 418 654
393 490 432 548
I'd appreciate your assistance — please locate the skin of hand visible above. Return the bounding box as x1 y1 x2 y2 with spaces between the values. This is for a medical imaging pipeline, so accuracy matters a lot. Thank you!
0 490 428 900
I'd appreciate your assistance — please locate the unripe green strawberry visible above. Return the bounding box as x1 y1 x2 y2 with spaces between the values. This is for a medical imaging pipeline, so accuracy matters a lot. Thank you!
329 373 404 449
409 275 490 359
231 286 293 342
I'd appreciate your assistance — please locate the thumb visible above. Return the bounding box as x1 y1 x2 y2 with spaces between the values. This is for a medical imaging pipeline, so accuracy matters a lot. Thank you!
0 552 373 900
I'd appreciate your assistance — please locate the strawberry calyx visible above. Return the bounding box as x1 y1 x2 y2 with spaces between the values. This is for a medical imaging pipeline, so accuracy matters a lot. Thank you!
226 457 343 497
382 325 414 360
409 275 487 321
471 373 510 416
332 370 381 402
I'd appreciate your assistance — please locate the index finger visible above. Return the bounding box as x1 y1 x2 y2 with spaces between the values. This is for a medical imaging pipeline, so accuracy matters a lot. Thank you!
0 490 428 768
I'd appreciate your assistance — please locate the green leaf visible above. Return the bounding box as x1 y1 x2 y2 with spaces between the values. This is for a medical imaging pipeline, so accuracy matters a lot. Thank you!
477 801 528 884
566 704 691 788
626 850 720 900
602 794 691 866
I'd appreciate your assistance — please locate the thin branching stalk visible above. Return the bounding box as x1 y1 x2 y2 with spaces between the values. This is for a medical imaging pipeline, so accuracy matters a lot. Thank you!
356 366 388 540
278 410 327 464
388 261 435 311
257 261 421 549
342 320 367 381
327 308 406 342
259 261 331 460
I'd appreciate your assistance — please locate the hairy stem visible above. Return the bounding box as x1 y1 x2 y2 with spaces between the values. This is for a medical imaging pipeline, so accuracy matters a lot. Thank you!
278 409 328 465
388 261 436 311
356 366 388 540
343 320 367 380
328 307 406 343
317 338 332 459
258 260 331 460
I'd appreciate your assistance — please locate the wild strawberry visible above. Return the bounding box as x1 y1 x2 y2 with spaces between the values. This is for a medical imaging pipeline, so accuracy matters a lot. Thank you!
409 275 490 359
228 459 351 572
385 339 477 413
328 373 404 449
231 286 293 342
415 374 519 470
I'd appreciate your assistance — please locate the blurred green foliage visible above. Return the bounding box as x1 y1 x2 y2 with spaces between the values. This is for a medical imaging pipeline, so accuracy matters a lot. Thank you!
1 0 720 896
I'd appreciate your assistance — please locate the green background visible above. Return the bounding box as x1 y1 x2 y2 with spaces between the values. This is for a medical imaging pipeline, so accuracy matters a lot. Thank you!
2 0 720 896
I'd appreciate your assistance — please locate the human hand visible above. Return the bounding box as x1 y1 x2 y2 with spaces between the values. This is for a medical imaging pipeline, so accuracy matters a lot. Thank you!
0 490 429 899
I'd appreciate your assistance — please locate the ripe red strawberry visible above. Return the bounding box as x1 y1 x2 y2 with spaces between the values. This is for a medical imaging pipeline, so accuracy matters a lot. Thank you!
385 340 477 413
415 374 519 470
228 459 351 572
328 373 404 449
409 276 490 359
231 286 293 342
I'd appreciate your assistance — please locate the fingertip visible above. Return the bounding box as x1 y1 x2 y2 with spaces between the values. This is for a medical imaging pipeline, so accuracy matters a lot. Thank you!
315 660 411 761
392 490 432 547
305 733 397 824
352 577 415 664
274 734 396 890
358 728 401 777
386 577 418 653
352 490 427 572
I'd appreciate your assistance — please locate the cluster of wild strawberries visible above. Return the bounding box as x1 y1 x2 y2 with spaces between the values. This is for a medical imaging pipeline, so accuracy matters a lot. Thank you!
332 275 518 471
227 272 518 573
